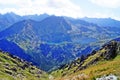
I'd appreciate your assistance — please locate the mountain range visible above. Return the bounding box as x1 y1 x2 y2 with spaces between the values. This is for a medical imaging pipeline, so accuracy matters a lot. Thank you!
0 13 120 72
0 12 120 79
0 36 120 80
0 12 49 31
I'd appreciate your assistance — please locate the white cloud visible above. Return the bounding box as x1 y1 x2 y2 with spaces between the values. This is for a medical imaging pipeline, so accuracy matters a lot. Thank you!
0 0 83 18
90 0 120 8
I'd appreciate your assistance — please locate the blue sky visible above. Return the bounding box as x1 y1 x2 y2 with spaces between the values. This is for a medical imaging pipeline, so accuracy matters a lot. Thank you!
71 0 120 19
0 0 120 20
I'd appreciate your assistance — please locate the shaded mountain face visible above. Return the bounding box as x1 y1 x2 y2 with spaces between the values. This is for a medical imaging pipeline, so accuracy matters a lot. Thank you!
35 16 72 43
0 51 48 80
0 16 72 43
0 39 32 62
0 16 76 71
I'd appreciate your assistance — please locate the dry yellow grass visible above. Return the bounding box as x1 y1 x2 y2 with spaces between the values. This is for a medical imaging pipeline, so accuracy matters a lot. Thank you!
53 55 120 80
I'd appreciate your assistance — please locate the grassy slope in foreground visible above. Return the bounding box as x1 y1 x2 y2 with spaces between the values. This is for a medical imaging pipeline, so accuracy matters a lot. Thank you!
51 41 120 80
58 55 120 80
0 51 49 80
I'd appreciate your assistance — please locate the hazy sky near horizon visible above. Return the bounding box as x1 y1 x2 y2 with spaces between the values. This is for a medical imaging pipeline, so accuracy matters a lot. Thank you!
0 0 120 20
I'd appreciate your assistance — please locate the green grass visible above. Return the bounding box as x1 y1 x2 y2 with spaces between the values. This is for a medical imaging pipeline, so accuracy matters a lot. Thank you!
0 51 49 80
52 41 120 80
52 54 120 80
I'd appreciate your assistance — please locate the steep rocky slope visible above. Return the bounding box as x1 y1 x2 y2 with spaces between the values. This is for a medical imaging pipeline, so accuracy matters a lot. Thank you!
51 40 120 80
0 51 48 80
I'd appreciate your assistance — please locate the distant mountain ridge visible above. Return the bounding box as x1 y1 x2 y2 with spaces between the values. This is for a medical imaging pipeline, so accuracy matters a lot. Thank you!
0 12 49 31
82 17 120 27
